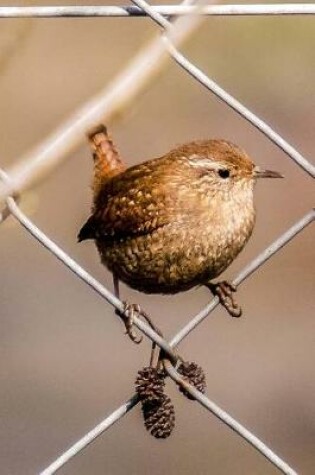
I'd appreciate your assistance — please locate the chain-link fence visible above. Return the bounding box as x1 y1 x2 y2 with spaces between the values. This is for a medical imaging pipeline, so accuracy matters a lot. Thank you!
1 3 314 475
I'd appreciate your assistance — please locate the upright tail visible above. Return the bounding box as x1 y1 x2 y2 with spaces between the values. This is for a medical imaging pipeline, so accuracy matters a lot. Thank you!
87 124 126 201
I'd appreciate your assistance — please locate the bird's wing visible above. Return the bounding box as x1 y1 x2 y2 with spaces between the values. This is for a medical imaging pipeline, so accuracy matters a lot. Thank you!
78 157 186 242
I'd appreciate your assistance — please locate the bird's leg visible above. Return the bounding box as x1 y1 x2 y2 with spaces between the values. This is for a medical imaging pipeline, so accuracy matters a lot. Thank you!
113 274 142 343
113 272 120 299
206 281 242 318
113 274 163 360
134 307 162 367
121 302 143 344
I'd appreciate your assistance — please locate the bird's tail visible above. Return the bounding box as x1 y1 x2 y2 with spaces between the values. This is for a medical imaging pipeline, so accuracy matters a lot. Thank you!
77 215 98 242
87 124 126 200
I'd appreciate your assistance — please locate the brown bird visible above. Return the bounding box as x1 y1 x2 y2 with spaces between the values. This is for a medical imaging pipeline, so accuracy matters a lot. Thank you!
79 126 282 340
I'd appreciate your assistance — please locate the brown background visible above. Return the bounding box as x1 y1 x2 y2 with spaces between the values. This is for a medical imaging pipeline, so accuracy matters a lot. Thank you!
0 1 314 474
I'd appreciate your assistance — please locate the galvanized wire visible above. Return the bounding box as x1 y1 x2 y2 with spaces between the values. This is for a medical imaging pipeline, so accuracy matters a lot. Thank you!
9 188 301 474
1 4 314 202
1 4 315 18
0 3 207 203
39 395 140 475
170 208 315 346
4 195 313 475
0 3 314 475
164 361 298 475
4 196 178 363
131 0 315 176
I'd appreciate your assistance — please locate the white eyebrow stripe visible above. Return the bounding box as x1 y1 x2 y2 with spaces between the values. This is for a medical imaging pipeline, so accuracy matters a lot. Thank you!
187 155 222 170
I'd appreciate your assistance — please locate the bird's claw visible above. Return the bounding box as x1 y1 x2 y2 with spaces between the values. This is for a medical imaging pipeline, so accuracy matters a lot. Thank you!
121 303 143 344
115 301 164 369
208 281 242 318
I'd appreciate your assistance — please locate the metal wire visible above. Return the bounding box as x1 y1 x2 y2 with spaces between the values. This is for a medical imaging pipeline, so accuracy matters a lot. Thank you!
5 193 309 475
0 3 314 475
1 4 315 18
1 5 314 202
170 208 314 347
131 0 315 176
39 395 140 475
4 196 313 475
0 3 206 202
5 196 178 363
164 361 298 475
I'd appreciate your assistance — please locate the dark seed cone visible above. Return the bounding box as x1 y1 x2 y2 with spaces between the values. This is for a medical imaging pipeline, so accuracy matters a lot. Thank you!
177 361 206 400
142 395 175 439
135 366 165 403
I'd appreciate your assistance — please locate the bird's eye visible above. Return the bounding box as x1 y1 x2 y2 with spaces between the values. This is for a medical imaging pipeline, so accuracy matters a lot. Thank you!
218 169 230 179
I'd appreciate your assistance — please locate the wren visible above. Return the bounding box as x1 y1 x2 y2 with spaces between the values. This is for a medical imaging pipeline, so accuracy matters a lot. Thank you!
79 126 282 331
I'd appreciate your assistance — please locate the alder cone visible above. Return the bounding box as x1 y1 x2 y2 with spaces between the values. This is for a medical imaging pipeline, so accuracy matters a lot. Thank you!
177 361 206 400
135 366 165 403
142 395 175 439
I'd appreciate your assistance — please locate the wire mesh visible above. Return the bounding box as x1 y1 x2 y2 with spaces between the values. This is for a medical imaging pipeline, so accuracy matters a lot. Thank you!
0 4 314 475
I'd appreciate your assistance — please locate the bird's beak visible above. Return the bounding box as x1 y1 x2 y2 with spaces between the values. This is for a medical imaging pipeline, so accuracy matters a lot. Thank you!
254 166 284 179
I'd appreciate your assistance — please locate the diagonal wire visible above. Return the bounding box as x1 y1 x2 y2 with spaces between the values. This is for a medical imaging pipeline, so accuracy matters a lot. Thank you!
4 195 178 364
0 4 313 475
164 360 298 475
39 395 140 475
4 192 313 475
0 2 207 204
0 5 314 203
170 208 315 346
130 0 315 177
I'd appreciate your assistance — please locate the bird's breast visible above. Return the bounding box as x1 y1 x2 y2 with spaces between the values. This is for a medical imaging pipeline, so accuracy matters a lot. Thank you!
97 188 255 293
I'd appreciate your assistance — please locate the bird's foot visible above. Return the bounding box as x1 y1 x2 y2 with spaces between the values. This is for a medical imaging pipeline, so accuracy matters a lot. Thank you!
116 303 163 348
207 281 242 318
116 303 143 344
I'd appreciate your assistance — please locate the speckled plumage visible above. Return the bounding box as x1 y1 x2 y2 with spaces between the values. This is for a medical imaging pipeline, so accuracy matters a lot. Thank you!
79 139 258 294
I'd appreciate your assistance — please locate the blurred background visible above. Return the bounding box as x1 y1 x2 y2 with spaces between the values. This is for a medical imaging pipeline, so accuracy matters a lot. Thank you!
0 1 314 474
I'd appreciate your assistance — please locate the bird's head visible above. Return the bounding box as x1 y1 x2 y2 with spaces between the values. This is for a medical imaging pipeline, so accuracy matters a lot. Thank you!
171 140 283 199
